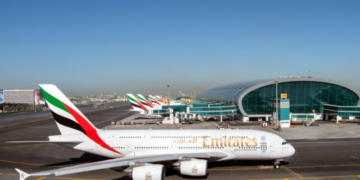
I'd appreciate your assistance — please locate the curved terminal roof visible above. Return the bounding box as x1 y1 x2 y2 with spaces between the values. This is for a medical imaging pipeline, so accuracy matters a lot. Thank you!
197 77 360 116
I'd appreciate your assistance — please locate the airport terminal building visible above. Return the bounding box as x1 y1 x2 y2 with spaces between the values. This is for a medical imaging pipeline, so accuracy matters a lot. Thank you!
196 76 360 121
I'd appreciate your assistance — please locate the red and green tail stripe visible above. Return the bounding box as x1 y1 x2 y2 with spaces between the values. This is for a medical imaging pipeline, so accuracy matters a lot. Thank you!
40 86 121 155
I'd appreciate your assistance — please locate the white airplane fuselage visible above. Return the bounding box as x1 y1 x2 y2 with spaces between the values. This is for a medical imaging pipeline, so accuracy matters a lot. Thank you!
51 129 295 161
13 84 296 180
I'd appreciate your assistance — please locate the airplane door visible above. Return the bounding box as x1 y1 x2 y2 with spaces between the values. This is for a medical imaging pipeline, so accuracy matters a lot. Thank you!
143 134 149 142
270 143 275 152
96 145 102 152
111 135 117 142
127 144 133 152
170 144 177 152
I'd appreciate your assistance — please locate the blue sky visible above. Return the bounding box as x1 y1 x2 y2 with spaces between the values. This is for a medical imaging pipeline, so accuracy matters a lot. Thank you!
1 0 359 96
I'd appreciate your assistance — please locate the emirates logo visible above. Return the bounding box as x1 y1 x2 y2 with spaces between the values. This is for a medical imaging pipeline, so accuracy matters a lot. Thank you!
145 171 152 180
192 165 198 174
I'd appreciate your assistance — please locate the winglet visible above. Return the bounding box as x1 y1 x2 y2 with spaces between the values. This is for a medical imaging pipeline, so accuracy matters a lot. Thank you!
15 168 30 180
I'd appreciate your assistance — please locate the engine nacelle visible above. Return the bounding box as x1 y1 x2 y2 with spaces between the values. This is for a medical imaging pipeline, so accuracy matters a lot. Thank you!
180 160 207 176
131 165 165 180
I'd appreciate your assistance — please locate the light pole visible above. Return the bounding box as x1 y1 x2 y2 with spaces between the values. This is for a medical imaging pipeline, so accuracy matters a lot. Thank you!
194 88 196 102
275 79 279 128
167 84 170 100
232 94 236 105
232 110 234 123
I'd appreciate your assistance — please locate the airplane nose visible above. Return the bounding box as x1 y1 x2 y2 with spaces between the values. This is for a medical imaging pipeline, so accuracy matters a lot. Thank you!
289 144 296 156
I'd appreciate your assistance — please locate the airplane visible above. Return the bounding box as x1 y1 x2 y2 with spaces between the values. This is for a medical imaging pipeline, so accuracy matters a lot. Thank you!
126 93 147 113
137 94 156 109
11 84 296 180
155 96 165 104
148 95 162 106
155 95 183 105
126 94 161 117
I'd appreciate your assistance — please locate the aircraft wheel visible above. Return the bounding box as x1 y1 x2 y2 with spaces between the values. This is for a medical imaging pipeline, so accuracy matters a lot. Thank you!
274 164 280 169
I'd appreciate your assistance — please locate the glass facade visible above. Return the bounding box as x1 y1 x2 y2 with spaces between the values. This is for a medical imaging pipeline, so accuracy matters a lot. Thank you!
152 105 238 116
209 103 222 107
184 102 209 107
152 109 170 114
189 106 237 116
242 82 359 115
323 105 360 117
161 105 187 113
197 79 272 106
291 114 315 119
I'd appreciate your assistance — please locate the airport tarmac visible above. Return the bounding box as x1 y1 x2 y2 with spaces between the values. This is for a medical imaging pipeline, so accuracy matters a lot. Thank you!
1 106 360 180
106 114 360 140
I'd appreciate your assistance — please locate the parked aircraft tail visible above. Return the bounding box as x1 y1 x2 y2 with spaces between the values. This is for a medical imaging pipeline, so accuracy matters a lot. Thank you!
126 93 147 111
149 95 161 106
40 84 122 155
155 96 165 104
39 84 99 135
137 94 154 109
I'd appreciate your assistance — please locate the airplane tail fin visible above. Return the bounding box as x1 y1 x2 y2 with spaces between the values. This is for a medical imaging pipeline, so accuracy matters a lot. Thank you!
149 95 161 106
126 93 147 111
15 168 30 180
39 84 98 135
156 96 165 104
137 94 154 109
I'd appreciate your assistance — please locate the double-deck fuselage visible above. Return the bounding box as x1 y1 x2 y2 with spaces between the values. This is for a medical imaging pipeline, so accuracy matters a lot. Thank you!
52 129 295 161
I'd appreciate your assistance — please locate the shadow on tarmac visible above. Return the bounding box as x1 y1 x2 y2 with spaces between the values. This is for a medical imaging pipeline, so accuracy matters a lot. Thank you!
110 160 290 180
208 160 289 168
44 153 110 167
43 153 290 180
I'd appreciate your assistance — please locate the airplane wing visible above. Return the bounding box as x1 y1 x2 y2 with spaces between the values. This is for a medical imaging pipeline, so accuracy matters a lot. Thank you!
15 152 227 180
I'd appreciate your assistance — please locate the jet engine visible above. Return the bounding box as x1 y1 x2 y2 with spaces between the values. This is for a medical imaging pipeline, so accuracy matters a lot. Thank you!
179 160 207 176
131 165 165 180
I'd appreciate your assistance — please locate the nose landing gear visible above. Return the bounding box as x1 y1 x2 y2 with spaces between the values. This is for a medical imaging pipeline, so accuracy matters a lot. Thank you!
273 160 280 169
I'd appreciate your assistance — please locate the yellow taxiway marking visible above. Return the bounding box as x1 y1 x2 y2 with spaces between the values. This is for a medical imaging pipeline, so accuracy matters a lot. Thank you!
209 163 360 171
288 163 360 169
2 173 107 180
4 173 360 180
37 177 46 180
0 143 52 149
0 140 46 145
242 174 360 180
0 120 51 131
351 156 360 160
0 159 65 168
2 171 360 180
0 136 47 140
46 178 106 180
282 165 302 178
208 167 264 171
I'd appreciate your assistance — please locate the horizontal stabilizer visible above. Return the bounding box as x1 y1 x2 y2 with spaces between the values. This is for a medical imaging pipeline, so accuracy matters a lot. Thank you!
15 168 30 180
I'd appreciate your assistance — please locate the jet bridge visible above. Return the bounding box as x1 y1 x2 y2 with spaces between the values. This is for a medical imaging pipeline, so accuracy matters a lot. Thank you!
148 105 237 116
323 104 360 121
146 103 238 124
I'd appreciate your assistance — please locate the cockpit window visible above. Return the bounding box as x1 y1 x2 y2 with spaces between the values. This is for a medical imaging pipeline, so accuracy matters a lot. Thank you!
282 142 288 145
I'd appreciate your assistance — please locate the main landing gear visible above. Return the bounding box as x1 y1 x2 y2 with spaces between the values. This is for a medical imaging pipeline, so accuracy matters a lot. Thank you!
273 160 280 169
